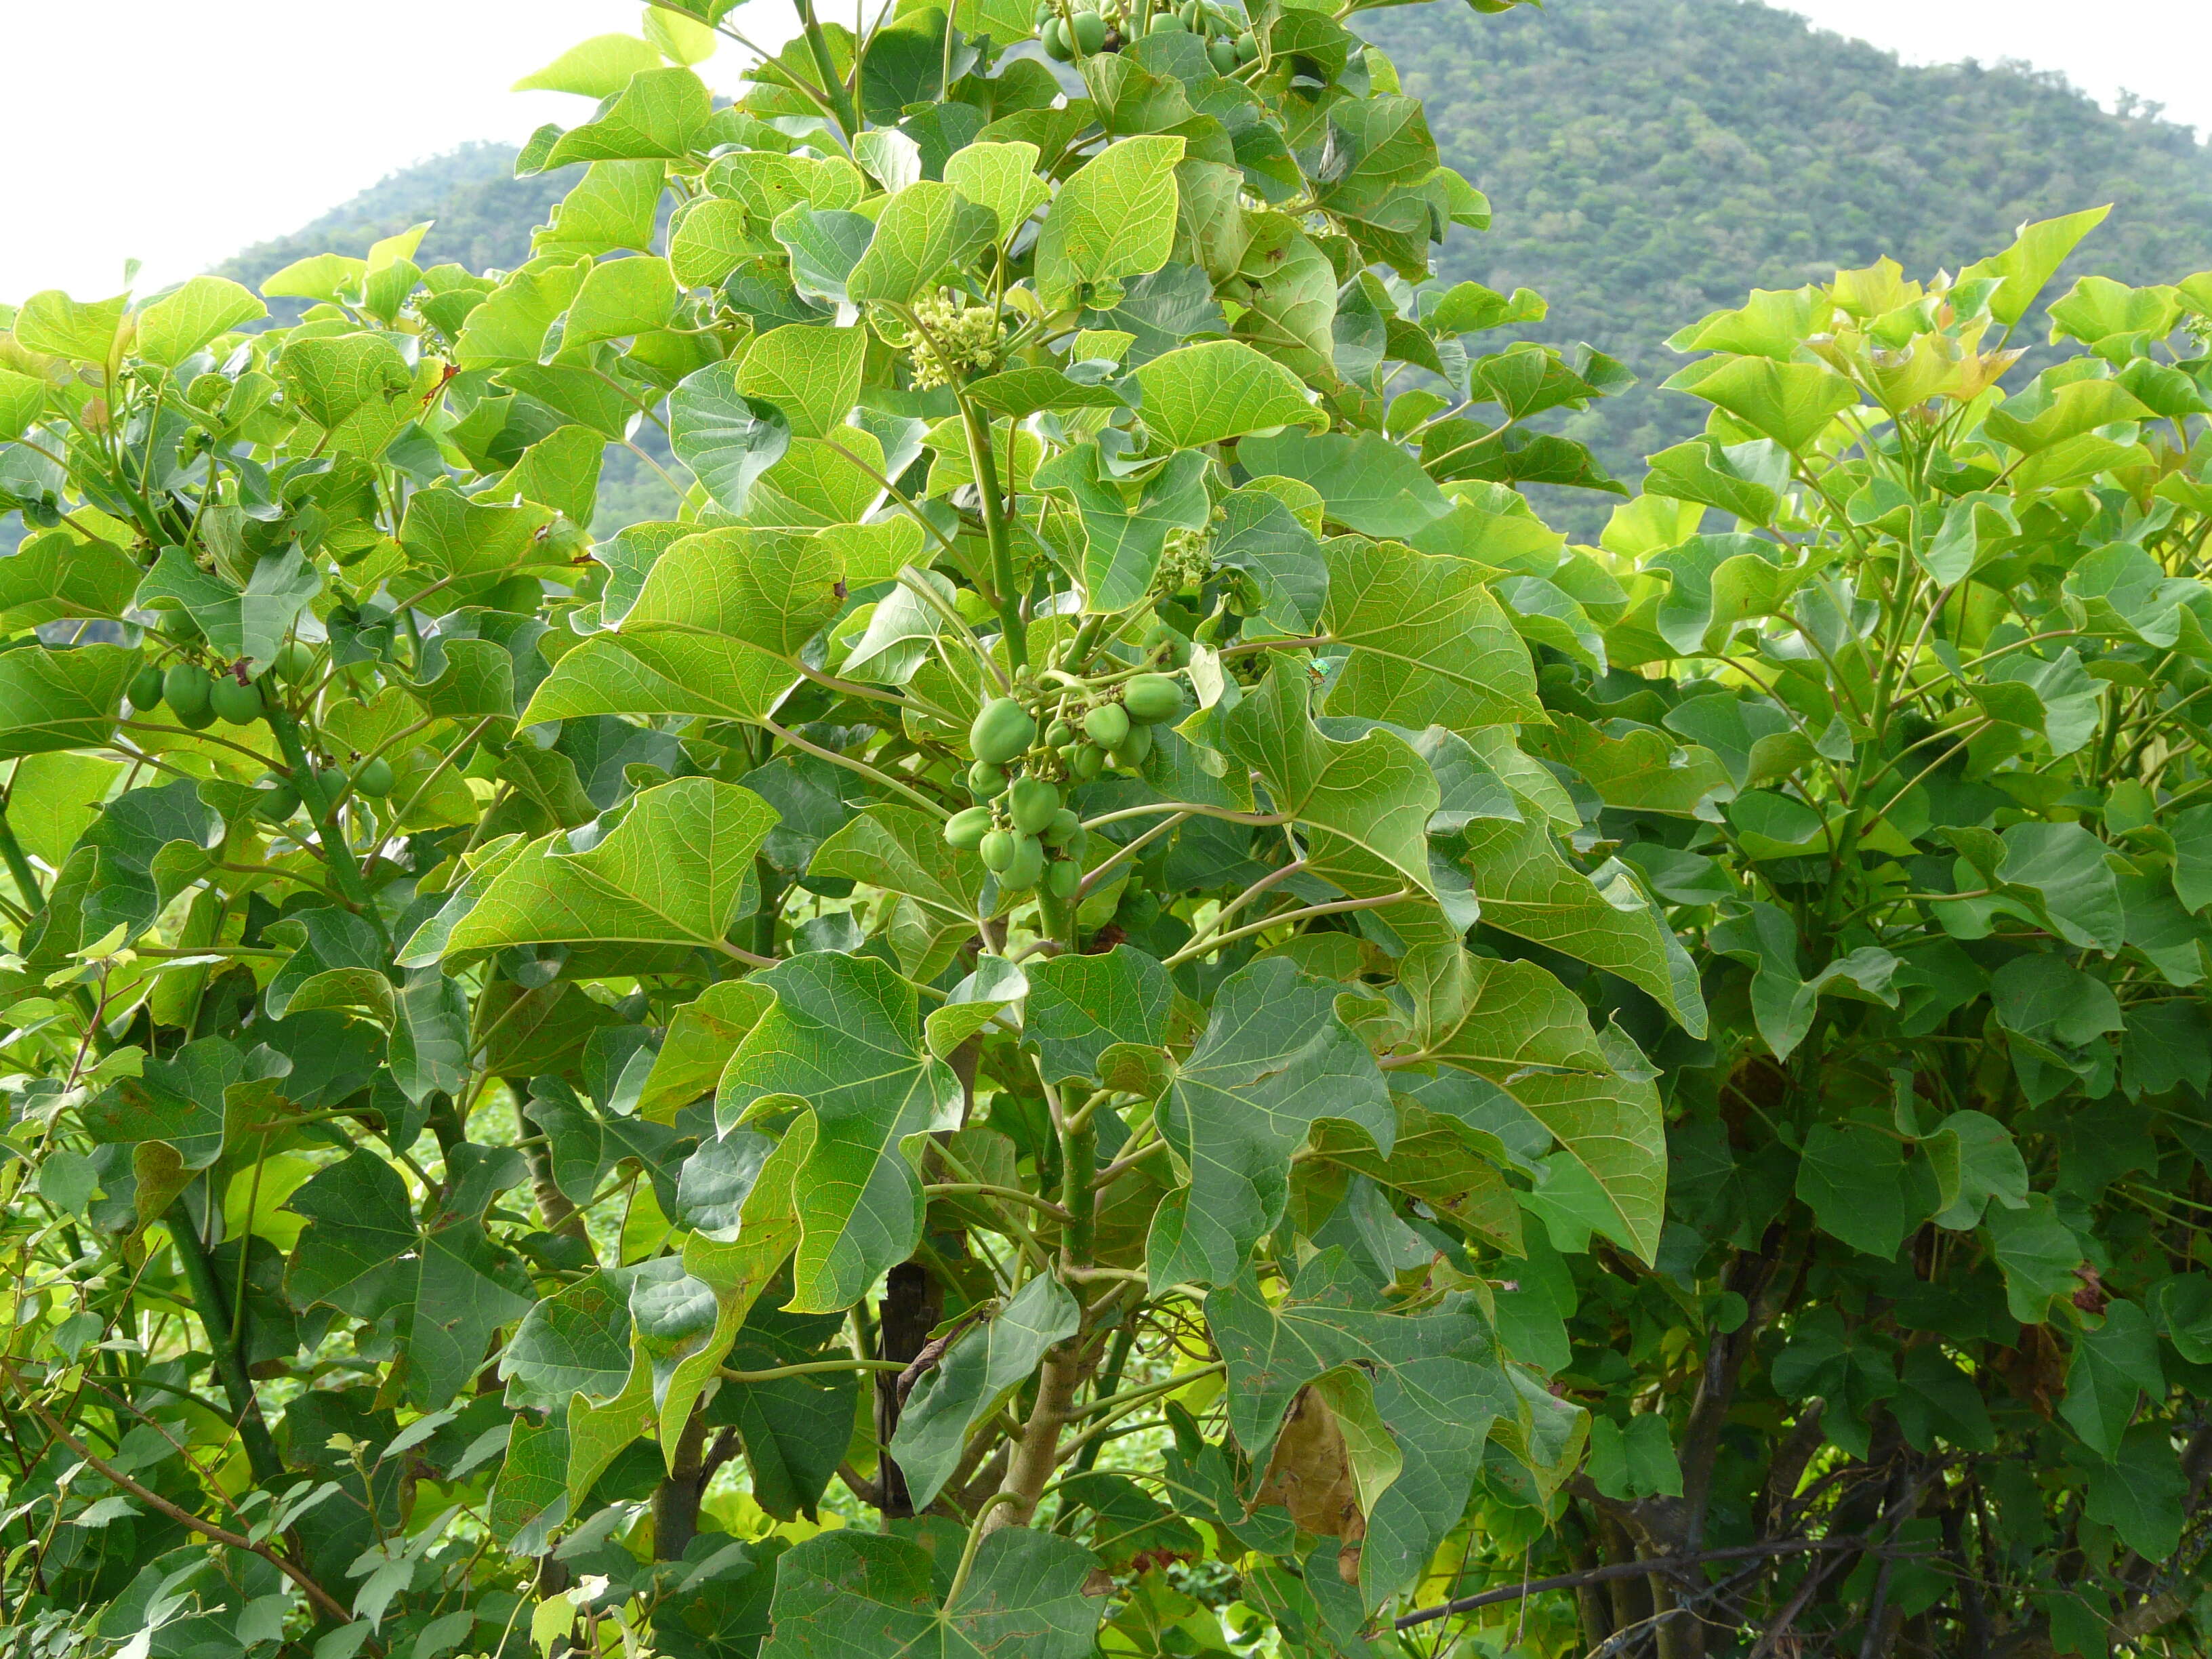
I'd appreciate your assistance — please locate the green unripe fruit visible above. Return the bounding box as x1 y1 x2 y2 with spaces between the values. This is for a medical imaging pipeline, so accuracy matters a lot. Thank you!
158 605 203 643
1179 0 1200 26
1045 718 1073 750
1042 16 1072 57
1118 723 1155 765
1208 35 1238 72
1149 9 1186 30
945 806 994 851
353 757 395 798
1008 776 1061 834
1083 703 1131 750
1072 9 1106 51
970 697 1037 766
1071 742 1105 781
209 674 264 725
1045 859 1081 900
316 768 348 804
163 663 213 724
275 640 316 683
1043 807 1082 848
968 760 1008 798
127 665 165 712
1034 0 1053 22
1124 673 1183 724
980 828 1019 872
1235 28 1257 61
999 835 1045 890
251 774 300 821
1143 621 1194 669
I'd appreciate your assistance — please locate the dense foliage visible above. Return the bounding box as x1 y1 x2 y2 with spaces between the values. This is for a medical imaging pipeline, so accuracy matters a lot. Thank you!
1 5 2209 1659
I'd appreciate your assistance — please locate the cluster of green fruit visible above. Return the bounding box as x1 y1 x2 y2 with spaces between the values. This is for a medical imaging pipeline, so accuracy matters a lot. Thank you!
1034 0 1258 73
249 752 393 825
942 671 1185 897
125 632 315 732
124 626 394 821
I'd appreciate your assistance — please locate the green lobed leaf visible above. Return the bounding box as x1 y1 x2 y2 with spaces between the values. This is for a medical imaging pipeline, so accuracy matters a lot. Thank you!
716 952 963 1313
1149 957 1394 1290
430 778 779 962
758 1526 1103 1659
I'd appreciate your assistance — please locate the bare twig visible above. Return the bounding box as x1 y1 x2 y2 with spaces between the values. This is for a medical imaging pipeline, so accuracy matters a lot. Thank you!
1392 1537 1868 1632
21 1399 355 1626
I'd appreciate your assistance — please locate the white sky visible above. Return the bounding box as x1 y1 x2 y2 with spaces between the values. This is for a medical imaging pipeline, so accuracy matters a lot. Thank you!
0 0 2205 304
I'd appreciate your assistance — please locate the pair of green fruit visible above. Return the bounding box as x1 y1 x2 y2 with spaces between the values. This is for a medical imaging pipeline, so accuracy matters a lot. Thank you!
1036 5 1107 56
249 756 395 823
965 828 1082 897
136 663 262 728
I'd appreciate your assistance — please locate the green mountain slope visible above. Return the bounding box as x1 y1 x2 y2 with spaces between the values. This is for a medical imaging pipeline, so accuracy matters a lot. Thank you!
216 0 2212 503
217 142 565 293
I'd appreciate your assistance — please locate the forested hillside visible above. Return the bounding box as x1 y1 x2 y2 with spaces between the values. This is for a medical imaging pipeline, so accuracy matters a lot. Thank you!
217 142 565 300
1360 0 2212 472
219 0 2212 499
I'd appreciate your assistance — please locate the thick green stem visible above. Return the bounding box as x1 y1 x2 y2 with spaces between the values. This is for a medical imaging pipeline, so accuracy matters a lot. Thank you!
961 400 1027 670
0 793 43 907
1060 1115 1097 1270
165 1199 284 1486
794 0 859 140
1038 888 1079 956
426 1094 469 1158
753 855 786 962
984 1340 1082 1535
1060 613 1108 676
518 1091 596 1256
265 706 390 953
653 1405 710 1561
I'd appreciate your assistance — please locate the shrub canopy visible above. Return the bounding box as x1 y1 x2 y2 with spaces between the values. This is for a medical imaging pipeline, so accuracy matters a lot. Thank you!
0 3 2208 1657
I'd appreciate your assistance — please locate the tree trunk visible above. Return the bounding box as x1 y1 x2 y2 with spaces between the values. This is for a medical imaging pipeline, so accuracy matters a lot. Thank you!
872 1259 941 1517
983 1338 1083 1534
652 1404 710 1561
1568 1516 1614 1652
1602 1515 1654 1641
1652 1574 1702 1659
